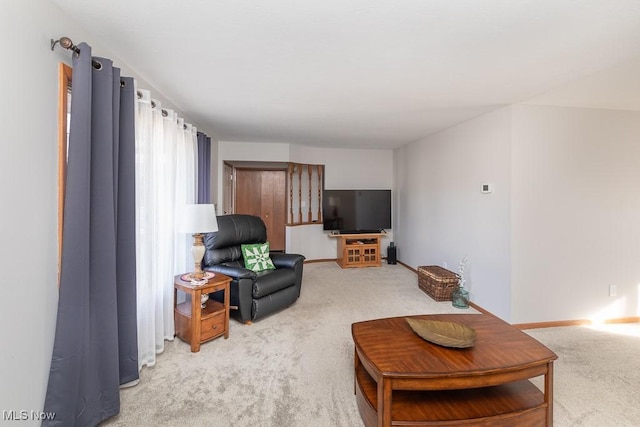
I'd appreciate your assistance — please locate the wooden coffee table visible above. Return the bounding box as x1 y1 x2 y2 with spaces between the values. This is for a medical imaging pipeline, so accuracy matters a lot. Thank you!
352 313 558 426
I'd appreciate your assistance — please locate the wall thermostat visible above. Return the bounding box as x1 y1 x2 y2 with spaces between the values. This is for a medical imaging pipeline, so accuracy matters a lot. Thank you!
481 184 493 194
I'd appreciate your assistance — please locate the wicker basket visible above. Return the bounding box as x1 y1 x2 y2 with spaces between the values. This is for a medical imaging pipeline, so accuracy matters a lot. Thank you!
417 265 460 301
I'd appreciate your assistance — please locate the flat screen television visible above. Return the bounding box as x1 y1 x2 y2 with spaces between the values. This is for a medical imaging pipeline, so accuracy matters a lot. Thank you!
323 189 391 233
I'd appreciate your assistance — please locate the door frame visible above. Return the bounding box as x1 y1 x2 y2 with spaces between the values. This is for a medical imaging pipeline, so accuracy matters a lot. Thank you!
224 161 289 251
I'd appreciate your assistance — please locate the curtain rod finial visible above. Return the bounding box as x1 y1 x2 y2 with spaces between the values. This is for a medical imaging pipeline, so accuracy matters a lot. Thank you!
51 36 79 54
59 37 74 50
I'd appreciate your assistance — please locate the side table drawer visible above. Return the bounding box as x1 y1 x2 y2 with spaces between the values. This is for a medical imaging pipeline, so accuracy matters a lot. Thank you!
201 310 226 341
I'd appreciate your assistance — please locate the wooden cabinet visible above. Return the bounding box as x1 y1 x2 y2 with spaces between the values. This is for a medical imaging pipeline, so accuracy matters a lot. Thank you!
334 233 382 268
174 273 231 352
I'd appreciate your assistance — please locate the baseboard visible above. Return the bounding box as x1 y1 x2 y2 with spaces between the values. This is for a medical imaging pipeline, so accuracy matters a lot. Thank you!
304 258 412 266
303 258 336 264
302 260 639 329
514 317 640 330
397 261 413 271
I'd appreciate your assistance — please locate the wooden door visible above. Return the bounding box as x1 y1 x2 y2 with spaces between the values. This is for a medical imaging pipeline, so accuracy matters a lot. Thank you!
235 169 287 251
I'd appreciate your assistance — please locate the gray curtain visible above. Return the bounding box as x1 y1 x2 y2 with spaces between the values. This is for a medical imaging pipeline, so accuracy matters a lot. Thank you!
44 43 138 427
197 131 211 203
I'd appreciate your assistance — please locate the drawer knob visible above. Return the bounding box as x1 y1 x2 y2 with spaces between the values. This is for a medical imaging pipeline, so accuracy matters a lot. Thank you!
212 325 217 330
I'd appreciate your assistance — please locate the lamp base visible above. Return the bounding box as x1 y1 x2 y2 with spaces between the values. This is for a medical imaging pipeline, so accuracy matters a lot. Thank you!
200 293 209 309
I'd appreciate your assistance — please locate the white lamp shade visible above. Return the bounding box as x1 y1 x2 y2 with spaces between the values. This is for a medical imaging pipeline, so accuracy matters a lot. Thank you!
180 204 218 233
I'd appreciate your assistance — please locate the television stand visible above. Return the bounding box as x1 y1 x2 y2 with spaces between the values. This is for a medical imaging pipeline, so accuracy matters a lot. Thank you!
331 232 382 268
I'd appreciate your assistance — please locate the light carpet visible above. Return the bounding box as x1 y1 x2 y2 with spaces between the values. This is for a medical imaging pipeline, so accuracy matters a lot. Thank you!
101 262 640 426
525 322 640 426
101 262 476 426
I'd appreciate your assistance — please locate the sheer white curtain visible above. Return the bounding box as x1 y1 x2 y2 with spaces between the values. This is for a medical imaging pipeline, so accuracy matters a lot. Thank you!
172 116 197 277
135 89 197 369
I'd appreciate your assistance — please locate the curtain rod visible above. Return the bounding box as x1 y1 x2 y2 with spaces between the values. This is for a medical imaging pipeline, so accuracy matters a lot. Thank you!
54 36 190 130
51 36 102 69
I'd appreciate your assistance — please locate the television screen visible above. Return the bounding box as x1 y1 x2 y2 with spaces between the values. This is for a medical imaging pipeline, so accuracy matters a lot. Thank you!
322 189 391 233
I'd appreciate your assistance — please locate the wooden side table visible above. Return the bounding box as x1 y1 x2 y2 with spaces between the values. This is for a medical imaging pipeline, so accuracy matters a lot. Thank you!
174 272 231 352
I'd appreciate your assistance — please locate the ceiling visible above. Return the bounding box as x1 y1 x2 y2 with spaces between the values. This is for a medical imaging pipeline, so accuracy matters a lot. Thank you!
51 0 640 149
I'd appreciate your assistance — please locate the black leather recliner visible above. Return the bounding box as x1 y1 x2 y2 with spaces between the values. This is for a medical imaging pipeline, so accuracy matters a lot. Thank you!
202 214 305 323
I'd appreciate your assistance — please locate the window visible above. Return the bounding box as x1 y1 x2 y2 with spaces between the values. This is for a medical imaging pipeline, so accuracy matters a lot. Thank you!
58 63 72 280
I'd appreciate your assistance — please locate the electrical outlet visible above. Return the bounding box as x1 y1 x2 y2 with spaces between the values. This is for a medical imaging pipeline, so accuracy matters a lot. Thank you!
609 284 617 297
443 261 448 268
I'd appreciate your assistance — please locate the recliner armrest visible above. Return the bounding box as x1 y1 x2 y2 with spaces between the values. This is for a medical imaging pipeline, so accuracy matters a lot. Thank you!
270 252 305 270
204 264 257 280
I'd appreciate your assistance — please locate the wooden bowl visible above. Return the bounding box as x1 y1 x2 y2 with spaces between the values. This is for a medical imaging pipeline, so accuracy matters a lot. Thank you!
406 318 477 348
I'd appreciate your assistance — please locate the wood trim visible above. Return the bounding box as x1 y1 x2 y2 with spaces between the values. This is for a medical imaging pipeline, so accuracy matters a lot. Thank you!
307 166 312 223
467 301 493 315
398 261 415 272
284 162 324 226
297 166 302 222
286 222 322 227
395 261 639 328
288 164 294 224
303 258 336 264
234 166 288 172
317 164 322 221
513 317 640 330
58 63 72 284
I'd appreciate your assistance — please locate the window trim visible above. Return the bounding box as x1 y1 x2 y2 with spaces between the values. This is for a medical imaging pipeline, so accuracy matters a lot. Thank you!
58 63 72 282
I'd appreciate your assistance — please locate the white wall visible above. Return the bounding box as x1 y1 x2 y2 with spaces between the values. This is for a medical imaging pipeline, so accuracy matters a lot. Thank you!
219 140 292 162
289 144 393 189
289 145 394 258
394 108 513 320
216 142 394 259
511 105 640 323
210 139 220 204
395 103 640 324
1 1 86 420
0 1 203 421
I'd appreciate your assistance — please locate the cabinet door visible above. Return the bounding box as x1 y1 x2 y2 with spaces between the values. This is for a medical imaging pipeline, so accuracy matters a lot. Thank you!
235 169 287 251
345 246 362 264
361 245 378 264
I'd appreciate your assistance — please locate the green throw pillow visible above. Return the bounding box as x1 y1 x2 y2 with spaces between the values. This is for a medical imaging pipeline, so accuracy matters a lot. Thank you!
241 242 276 272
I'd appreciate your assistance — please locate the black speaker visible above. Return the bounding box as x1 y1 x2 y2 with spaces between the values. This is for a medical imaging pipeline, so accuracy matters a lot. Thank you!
387 244 397 264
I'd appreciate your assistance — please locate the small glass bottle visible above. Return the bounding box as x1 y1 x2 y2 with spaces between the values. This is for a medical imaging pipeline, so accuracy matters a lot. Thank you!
452 287 470 309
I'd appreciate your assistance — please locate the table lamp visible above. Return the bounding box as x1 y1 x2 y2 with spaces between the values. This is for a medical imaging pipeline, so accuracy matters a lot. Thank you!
180 204 218 280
